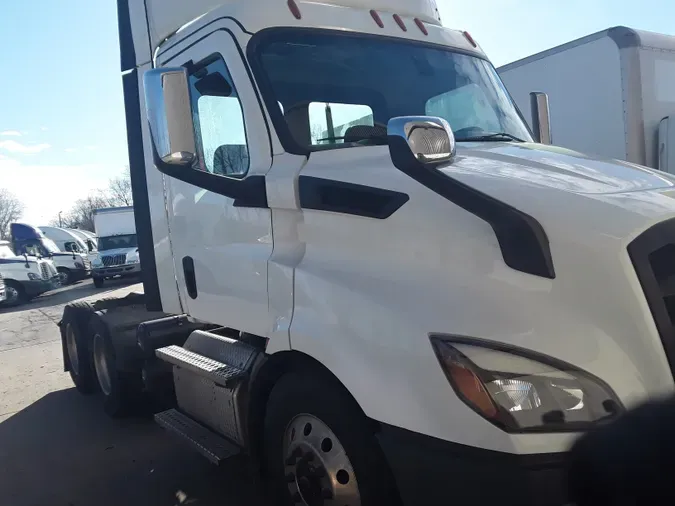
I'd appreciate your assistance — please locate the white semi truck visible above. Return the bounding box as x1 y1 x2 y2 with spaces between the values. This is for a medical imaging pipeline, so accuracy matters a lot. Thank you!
59 3 675 506
498 26 675 173
91 206 141 288
0 240 59 306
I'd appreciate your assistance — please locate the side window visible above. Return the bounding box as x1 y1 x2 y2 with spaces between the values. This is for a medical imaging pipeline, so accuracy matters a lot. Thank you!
426 84 501 134
308 102 374 147
64 242 76 252
188 55 249 178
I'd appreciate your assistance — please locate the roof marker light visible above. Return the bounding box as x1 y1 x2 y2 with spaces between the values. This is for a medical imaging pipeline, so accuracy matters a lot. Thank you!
370 10 384 28
463 31 478 48
414 18 428 36
288 0 302 20
393 14 407 32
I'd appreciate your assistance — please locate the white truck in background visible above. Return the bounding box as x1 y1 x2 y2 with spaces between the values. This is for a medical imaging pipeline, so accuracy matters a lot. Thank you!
39 226 90 255
498 26 675 172
0 240 59 306
57 3 675 506
91 206 141 288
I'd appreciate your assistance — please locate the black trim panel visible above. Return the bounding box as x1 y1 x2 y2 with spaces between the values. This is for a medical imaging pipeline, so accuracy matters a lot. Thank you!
388 136 555 279
121 70 163 312
627 217 675 375
116 0 136 71
298 176 408 219
377 423 568 506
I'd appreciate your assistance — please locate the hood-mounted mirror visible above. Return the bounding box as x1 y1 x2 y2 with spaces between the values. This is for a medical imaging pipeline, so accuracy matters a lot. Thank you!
387 116 456 167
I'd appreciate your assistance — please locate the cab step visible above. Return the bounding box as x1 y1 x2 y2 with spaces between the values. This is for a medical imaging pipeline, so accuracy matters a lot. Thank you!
155 408 240 464
155 345 244 387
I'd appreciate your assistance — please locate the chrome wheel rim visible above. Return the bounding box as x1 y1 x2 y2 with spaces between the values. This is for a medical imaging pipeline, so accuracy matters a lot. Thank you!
58 271 68 285
283 414 360 506
5 286 19 304
93 333 112 396
66 323 80 373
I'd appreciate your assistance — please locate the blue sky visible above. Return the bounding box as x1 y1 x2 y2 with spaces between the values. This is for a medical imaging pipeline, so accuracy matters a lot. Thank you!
0 0 673 224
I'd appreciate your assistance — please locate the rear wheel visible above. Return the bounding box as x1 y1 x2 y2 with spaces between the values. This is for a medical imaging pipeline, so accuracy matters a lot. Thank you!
60 303 98 394
263 371 400 506
89 314 143 417
93 277 105 288
2 281 25 307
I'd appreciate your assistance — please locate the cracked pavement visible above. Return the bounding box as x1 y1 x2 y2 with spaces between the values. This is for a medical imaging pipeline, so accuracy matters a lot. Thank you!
0 279 264 506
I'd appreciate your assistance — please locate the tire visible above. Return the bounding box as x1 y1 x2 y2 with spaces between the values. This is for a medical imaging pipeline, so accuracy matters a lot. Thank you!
89 313 143 417
60 302 98 394
93 277 105 288
263 371 400 506
57 267 71 285
2 280 26 307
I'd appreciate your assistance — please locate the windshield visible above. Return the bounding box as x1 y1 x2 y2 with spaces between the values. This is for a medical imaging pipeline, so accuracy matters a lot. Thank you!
98 234 138 251
42 238 60 254
252 30 532 150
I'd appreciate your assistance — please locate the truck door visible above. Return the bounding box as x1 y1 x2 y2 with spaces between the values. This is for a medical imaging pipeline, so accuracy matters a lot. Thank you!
155 29 273 337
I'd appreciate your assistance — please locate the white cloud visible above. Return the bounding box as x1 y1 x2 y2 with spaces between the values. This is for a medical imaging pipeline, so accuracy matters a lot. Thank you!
0 155 112 224
65 148 78 153
0 130 22 137
0 140 51 154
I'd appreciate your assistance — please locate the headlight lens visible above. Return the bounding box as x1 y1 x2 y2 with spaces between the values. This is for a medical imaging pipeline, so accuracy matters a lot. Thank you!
92 256 103 267
431 337 623 432
27 273 41 280
74 261 84 269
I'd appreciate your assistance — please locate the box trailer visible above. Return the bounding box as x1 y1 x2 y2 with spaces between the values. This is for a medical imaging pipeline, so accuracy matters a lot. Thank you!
499 26 675 173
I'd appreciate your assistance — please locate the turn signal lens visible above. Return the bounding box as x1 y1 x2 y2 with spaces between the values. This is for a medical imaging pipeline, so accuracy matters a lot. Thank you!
431 337 623 432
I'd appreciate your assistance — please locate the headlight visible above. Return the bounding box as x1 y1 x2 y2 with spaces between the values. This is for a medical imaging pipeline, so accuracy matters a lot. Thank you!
92 256 103 267
27 273 41 280
74 261 84 269
431 336 623 432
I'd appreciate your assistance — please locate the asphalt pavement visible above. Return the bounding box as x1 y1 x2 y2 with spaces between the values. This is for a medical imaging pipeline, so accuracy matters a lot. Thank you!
0 278 265 506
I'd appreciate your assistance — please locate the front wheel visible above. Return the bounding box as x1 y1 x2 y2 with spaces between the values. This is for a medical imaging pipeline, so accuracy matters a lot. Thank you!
93 277 105 288
2 281 26 307
263 372 400 506
57 267 71 285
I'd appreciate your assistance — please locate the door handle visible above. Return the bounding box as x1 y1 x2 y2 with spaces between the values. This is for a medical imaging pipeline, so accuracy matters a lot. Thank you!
182 256 198 299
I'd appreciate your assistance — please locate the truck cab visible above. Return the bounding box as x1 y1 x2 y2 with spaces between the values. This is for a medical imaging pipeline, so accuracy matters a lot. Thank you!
0 240 59 306
90 206 141 288
59 2 675 505
11 223 91 285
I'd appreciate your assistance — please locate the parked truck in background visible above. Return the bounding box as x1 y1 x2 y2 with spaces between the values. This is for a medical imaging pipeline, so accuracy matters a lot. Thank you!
58 2 675 506
39 226 91 256
0 240 59 306
91 206 141 288
10 223 91 285
498 26 675 172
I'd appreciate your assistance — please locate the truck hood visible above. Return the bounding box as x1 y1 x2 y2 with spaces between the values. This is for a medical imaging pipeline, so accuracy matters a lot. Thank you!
452 143 675 195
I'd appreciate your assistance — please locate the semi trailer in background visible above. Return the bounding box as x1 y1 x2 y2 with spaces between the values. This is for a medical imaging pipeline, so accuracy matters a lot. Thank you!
58 3 675 506
91 206 141 288
499 26 675 173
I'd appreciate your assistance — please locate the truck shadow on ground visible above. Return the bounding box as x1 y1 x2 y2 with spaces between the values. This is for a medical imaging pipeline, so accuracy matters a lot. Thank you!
0 277 142 315
0 388 266 506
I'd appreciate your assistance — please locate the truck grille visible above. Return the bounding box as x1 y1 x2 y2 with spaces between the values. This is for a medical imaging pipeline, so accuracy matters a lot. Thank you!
101 254 127 267
628 218 675 374
0 272 4 289
40 262 50 280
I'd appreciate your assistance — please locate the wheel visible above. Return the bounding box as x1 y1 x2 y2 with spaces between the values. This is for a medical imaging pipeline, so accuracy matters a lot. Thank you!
2 281 26 307
89 313 143 417
263 371 400 506
60 303 98 394
57 267 71 285
93 277 105 288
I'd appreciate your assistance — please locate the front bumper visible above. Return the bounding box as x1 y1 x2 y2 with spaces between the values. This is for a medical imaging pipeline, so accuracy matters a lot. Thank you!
93 263 141 278
377 424 568 506
23 276 60 297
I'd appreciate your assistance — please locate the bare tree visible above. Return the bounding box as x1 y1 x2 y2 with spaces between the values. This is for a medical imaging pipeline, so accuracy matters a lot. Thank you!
57 194 108 232
212 145 249 176
105 166 133 207
0 189 24 240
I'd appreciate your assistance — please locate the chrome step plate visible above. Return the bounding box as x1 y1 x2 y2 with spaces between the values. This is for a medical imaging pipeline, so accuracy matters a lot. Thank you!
154 409 240 464
156 345 244 386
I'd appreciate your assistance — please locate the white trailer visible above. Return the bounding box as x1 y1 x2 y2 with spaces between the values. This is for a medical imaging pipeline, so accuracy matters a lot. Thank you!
498 26 675 172
58 4 675 506
91 206 141 287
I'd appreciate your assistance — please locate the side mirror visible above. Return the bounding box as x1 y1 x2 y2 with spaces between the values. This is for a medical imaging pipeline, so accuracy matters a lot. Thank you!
144 67 197 167
530 92 552 145
387 116 456 167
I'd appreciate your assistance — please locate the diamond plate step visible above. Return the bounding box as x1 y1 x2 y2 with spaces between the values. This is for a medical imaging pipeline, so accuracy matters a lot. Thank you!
155 409 240 464
156 345 244 386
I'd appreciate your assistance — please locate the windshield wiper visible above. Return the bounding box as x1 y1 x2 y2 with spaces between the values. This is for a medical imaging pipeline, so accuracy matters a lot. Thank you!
456 132 526 143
